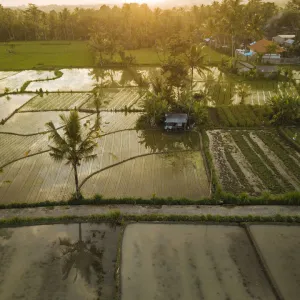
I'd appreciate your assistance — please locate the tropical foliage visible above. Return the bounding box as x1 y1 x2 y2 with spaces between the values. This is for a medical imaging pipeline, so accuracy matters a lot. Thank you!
46 110 100 199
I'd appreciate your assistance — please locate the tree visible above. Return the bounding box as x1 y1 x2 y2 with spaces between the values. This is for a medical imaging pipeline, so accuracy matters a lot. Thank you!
266 43 278 60
235 83 251 104
142 92 169 127
184 44 209 91
46 110 100 200
268 93 300 125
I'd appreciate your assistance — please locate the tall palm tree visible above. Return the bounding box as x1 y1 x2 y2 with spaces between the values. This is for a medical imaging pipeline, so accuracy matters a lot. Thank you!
185 44 210 92
46 110 99 200
235 83 251 104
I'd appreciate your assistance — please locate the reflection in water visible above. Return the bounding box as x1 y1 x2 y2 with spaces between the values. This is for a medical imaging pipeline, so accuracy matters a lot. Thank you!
137 130 200 153
0 223 120 300
59 223 103 288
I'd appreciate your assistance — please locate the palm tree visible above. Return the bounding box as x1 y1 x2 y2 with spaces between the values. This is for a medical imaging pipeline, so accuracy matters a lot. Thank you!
184 44 210 92
46 110 99 200
235 83 251 104
266 43 278 61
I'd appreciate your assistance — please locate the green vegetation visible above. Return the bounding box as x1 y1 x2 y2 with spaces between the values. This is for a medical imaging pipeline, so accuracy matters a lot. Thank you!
207 105 271 127
46 110 100 199
1 213 300 228
0 41 93 70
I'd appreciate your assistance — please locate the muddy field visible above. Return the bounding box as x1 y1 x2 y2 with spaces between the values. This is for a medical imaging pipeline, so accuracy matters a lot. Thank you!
0 130 206 203
121 224 276 300
208 129 300 195
0 223 121 300
249 225 300 300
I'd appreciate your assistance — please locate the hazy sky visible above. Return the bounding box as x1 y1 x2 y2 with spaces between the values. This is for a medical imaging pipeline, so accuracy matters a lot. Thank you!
1 0 113 6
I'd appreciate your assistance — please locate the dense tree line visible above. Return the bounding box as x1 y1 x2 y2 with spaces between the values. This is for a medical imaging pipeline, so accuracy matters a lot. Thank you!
0 0 299 48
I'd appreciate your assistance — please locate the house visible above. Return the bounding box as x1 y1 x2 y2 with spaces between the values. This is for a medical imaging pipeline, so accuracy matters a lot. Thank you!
164 113 188 131
248 39 284 55
272 35 296 45
256 66 278 78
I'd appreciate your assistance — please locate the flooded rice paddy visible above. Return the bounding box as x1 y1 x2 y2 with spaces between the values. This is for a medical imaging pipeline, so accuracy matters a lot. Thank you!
0 223 299 300
0 223 120 300
249 225 300 300
0 94 34 121
0 129 208 203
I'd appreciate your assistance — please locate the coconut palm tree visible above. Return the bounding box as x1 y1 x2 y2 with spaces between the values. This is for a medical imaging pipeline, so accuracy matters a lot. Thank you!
46 110 99 200
235 83 251 104
184 44 210 92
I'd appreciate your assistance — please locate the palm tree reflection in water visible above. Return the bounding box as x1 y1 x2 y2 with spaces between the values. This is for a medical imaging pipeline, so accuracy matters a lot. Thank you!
59 223 104 296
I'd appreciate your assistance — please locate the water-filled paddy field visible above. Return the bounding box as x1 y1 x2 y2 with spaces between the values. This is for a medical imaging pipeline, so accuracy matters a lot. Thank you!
1 223 299 300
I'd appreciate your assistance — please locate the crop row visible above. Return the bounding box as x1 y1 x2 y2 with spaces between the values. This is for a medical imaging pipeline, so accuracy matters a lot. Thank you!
208 105 272 127
208 129 300 195
20 93 91 111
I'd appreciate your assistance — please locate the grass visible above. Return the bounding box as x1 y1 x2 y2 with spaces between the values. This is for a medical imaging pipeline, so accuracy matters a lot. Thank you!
0 42 225 70
1 213 300 228
0 41 93 70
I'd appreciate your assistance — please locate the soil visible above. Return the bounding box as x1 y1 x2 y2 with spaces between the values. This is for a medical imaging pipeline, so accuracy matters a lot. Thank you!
121 223 276 300
249 225 300 300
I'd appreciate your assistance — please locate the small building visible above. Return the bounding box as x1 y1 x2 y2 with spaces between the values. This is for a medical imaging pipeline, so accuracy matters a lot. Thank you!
262 53 281 64
164 113 188 131
272 35 295 45
248 39 284 55
284 39 295 47
256 65 278 78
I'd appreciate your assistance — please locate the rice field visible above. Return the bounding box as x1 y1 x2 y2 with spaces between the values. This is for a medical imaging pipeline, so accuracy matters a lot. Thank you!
0 130 206 203
0 111 92 134
81 151 209 200
208 129 300 195
0 133 48 168
0 223 121 300
81 88 145 111
121 224 276 300
100 112 141 133
0 71 19 80
194 81 298 106
0 70 56 93
0 94 34 122
20 93 92 111
249 225 300 300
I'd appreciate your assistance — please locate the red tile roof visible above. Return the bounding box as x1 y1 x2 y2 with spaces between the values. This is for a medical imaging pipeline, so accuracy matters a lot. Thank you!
248 39 284 54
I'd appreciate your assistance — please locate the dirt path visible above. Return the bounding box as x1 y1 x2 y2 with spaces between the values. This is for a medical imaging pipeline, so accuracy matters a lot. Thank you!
1 205 300 220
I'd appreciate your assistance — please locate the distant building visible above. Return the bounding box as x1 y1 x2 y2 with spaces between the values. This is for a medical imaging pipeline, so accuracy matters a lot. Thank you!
272 35 296 45
284 39 295 47
256 65 278 78
164 113 188 131
248 39 284 54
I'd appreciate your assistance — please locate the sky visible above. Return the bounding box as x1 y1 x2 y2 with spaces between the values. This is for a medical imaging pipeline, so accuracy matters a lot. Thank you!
1 0 113 6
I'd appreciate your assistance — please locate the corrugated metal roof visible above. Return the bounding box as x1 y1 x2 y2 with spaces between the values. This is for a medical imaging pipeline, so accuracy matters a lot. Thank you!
278 35 295 38
165 113 188 123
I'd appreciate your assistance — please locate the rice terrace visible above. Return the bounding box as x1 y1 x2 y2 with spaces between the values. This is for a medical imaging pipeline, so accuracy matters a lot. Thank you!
0 1 300 300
